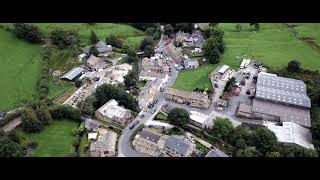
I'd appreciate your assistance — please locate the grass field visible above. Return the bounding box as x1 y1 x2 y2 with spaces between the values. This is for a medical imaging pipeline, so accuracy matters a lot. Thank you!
34 23 145 49
294 23 320 44
0 29 42 111
219 23 320 70
18 119 78 157
173 63 219 91
48 78 74 100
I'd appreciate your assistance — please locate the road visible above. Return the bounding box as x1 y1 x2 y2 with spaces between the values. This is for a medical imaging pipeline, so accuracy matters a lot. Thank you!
118 40 179 157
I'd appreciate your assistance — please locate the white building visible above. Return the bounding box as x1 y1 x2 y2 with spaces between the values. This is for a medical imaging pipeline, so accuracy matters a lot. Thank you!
240 59 251 69
95 99 133 126
218 65 230 75
189 111 212 129
263 121 314 149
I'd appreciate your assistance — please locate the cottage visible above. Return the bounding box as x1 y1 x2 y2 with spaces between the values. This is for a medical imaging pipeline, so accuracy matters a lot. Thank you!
87 54 106 71
138 80 161 110
96 40 112 55
183 58 199 69
165 88 211 109
89 130 117 157
164 136 195 157
141 57 170 73
60 67 84 81
132 129 167 157
95 99 133 126
139 70 169 83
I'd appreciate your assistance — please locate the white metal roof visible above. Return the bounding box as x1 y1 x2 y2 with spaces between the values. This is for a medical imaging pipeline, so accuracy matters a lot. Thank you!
218 65 230 74
263 121 314 149
97 99 130 119
88 133 98 140
189 111 209 124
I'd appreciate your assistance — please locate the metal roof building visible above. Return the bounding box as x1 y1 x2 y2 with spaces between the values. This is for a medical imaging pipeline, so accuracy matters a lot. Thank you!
60 67 84 81
263 121 314 149
252 73 311 128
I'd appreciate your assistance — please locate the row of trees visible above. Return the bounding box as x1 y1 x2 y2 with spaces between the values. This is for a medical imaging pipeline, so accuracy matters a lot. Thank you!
202 26 225 64
38 48 51 100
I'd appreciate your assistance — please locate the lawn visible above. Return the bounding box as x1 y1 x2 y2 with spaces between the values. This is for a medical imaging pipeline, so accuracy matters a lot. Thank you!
18 119 78 157
219 23 320 70
195 141 210 155
48 78 74 100
173 63 219 91
294 23 320 44
0 29 42 111
34 23 145 49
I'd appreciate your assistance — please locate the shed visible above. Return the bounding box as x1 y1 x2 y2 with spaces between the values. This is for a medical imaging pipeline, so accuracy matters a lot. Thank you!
60 67 84 81
218 65 230 74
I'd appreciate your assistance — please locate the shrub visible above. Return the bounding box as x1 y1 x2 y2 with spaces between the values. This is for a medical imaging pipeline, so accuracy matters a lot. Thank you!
49 105 81 121
13 23 43 43
21 108 42 133
106 34 123 48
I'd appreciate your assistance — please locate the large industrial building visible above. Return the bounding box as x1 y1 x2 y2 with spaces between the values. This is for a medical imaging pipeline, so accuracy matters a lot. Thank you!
238 72 312 128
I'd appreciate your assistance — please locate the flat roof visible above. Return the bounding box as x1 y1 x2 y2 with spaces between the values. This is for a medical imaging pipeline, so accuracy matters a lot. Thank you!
253 99 311 128
263 121 314 149
189 111 209 124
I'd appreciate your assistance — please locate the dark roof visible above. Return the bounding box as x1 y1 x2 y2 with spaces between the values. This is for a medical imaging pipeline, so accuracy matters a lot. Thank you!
84 118 101 131
256 73 311 108
138 130 161 143
0 112 6 117
165 136 191 156
96 41 112 53
238 103 252 114
60 67 84 81
252 99 311 128
206 148 229 157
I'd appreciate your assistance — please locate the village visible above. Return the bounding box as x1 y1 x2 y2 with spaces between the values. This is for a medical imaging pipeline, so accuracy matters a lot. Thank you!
0 23 318 158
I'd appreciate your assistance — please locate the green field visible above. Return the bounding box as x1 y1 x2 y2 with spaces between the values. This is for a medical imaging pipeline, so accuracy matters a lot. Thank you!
219 23 320 70
0 29 42 111
34 23 145 49
294 23 320 44
18 119 78 157
173 64 219 91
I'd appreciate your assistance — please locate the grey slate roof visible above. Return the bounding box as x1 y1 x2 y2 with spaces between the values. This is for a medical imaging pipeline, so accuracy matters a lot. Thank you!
138 130 161 143
60 67 84 81
96 41 112 53
183 58 199 67
165 136 191 156
84 118 101 131
256 73 311 108
206 148 229 157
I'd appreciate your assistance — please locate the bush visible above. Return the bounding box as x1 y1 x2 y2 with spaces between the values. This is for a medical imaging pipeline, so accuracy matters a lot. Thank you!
211 118 234 141
50 29 80 49
74 79 83 88
35 106 52 125
167 108 190 127
49 105 81 121
13 23 43 43
0 136 26 157
106 34 123 48
21 108 43 133
287 60 301 73
140 36 154 51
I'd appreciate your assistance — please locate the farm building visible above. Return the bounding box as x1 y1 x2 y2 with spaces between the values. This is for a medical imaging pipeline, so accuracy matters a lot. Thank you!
183 58 199 69
95 99 133 126
87 54 106 71
95 40 112 55
263 121 314 149
189 111 212 129
165 88 211 109
218 65 230 75
60 67 84 81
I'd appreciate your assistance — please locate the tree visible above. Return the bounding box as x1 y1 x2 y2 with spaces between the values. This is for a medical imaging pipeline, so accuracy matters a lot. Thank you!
266 151 281 157
90 30 99 44
202 37 221 64
50 29 79 49
125 48 138 63
106 34 123 48
287 60 301 72
13 23 43 43
78 95 96 116
74 79 83 88
35 106 52 125
167 108 190 127
224 77 236 92
235 24 243 32
235 146 259 157
230 125 254 148
21 108 42 133
124 70 138 89
175 23 194 33
211 118 234 141
145 27 155 36
209 23 219 27
280 146 318 157
254 23 260 31
164 24 174 36
89 46 99 56
140 36 155 51
0 136 25 157
143 45 155 58
253 127 278 155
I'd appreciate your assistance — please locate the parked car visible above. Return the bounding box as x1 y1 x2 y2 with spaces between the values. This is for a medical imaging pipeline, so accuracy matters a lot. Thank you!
94 76 100 81
129 120 140 129
151 109 157 114
0 112 6 118
140 114 145 118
